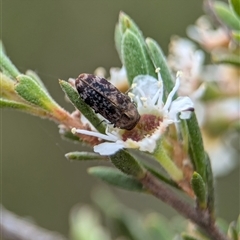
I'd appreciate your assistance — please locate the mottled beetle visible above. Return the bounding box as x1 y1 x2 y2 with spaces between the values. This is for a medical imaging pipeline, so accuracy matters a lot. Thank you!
75 73 140 130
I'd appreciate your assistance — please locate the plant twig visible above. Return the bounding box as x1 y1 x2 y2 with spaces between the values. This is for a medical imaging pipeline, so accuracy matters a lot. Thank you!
139 171 228 240
0 205 68 240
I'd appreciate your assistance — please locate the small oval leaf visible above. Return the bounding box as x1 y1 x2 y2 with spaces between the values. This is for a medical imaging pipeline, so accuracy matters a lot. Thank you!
230 0 240 17
187 113 207 182
114 23 123 61
214 1 240 30
15 75 59 112
122 30 149 84
110 150 145 179
191 171 207 209
0 43 20 78
88 166 144 191
65 151 106 161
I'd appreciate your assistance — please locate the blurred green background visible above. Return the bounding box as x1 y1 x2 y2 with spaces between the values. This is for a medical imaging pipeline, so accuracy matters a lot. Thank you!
1 0 239 237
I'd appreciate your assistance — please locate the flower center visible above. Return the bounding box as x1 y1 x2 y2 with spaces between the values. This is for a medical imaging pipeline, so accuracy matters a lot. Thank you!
122 114 162 141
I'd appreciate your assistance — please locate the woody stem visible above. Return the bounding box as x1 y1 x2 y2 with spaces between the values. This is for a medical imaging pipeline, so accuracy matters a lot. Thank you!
139 171 228 240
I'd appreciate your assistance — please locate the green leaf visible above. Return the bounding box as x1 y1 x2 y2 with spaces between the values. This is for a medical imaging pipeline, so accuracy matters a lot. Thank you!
187 113 206 182
191 172 207 209
110 150 145 179
25 70 49 93
0 98 30 110
122 30 150 84
15 75 58 112
230 0 240 17
0 42 20 78
119 11 145 41
214 1 240 30
0 98 52 118
65 151 106 161
59 80 105 134
119 12 156 84
205 153 215 218
114 23 123 61
88 166 144 192
146 38 175 100
180 119 190 154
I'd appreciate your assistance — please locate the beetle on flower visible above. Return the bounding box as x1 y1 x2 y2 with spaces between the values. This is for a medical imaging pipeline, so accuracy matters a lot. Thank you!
72 69 194 156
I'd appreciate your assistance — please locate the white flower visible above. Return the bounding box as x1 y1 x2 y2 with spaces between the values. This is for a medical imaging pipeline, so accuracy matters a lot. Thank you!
95 66 129 92
167 37 206 126
187 16 230 51
168 37 205 96
72 71 194 156
109 66 127 86
109 66 129 92
131 72 194 120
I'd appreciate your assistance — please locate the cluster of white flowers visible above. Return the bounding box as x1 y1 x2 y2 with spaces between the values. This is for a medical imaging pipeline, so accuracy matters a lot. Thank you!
167 29 239 177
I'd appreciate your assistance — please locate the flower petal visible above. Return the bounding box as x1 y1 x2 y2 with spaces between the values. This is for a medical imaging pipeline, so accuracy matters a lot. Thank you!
168 96 194 120
72 128 118 142
132 75 160 99
94 142 124 155
109 66 128 89
179 111 192 119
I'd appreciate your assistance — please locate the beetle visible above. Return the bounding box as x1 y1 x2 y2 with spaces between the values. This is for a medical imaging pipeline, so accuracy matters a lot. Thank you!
75 73 140 130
